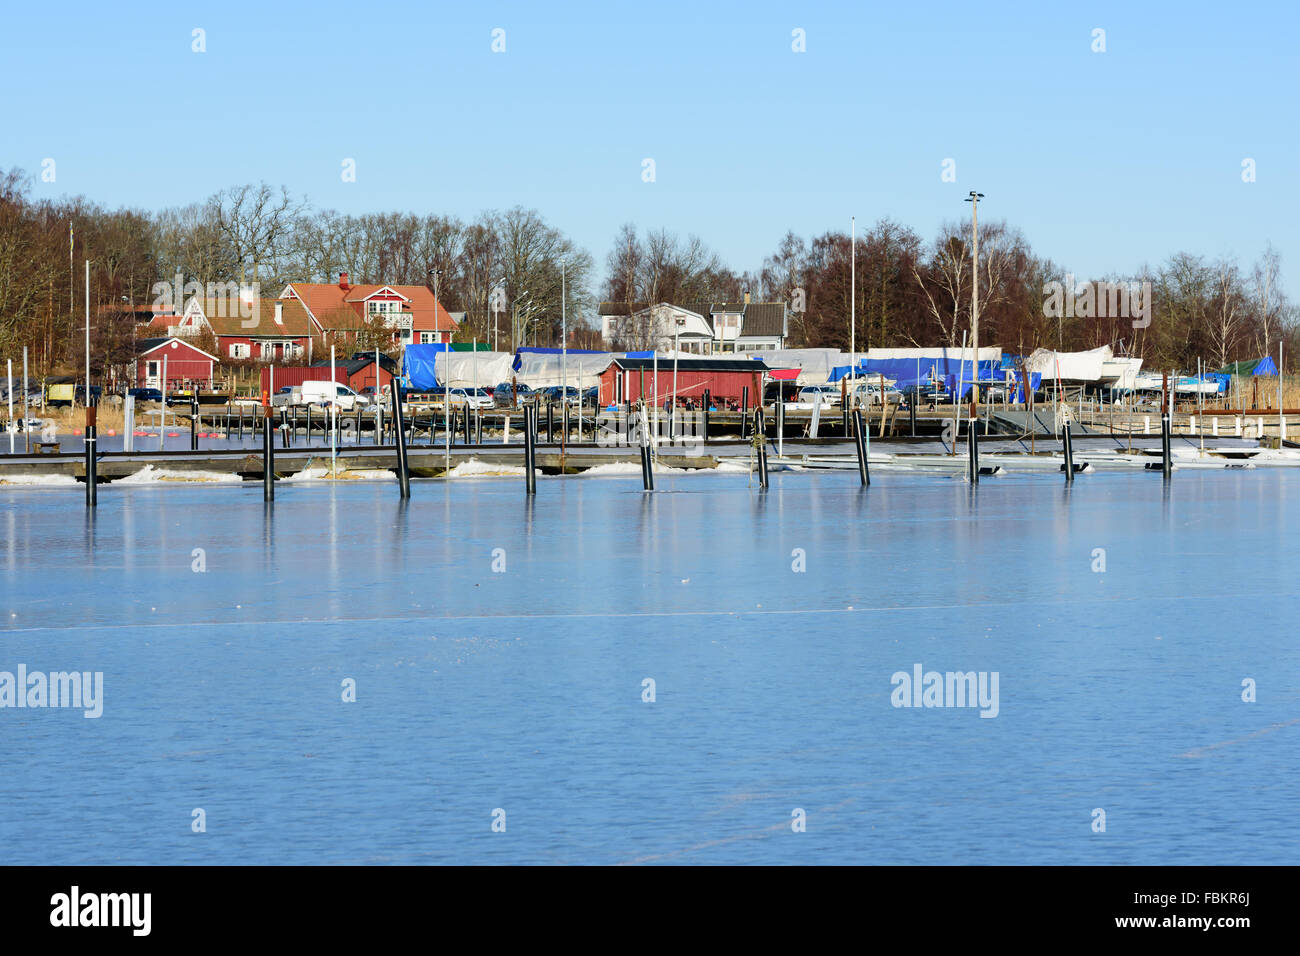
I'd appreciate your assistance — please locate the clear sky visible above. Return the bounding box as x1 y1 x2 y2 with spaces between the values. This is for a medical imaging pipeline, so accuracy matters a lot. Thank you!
4 0 1297 293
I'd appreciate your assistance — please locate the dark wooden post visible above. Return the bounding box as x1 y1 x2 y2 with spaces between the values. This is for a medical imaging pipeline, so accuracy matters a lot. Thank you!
392 382 410 498
84 400 97 507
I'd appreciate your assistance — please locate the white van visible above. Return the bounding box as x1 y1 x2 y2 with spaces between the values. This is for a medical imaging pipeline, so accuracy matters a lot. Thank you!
293 381 369 410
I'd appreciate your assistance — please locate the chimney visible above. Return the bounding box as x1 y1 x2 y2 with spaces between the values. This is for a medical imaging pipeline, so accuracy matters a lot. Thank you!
743 290 750 305
274 301 284 324
339 271 350 290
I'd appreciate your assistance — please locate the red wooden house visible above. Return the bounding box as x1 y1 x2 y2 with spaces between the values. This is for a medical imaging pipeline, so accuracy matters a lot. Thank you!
147 296 315 362
136 338 217 390
598 357 769 408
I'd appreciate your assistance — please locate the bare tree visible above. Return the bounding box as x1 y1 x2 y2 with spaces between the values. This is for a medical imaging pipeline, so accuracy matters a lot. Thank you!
209 183 305 288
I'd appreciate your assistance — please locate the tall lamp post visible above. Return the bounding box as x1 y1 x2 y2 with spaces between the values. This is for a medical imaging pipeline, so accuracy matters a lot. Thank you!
561 259 567 415
428 267 449 471
849 216 855 403
965 191 984 404
672 317 685 440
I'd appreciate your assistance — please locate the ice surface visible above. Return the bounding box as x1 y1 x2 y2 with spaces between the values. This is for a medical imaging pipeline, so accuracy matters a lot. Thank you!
0 468 1296 864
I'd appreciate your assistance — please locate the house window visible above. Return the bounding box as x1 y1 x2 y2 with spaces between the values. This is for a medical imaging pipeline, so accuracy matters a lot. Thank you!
229 343 250 359
419 332 439 344
367 300 401 315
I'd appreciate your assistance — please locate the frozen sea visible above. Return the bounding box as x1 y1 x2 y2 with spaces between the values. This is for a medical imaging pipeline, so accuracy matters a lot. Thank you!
0 467 1296 865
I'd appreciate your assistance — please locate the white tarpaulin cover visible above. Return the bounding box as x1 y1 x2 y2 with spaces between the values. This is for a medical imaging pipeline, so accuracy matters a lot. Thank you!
1099 356 1143 389
735 348 845 385
512 352 614 389
433 352 516 389
867 346 1002 362
1026 346 1112 382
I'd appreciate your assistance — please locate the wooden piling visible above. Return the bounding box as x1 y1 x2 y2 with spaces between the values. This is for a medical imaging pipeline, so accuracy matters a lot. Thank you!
524 404 537 494
84 401 97 507
392 383 410 498
852 408 870 486
1062 419 1074 482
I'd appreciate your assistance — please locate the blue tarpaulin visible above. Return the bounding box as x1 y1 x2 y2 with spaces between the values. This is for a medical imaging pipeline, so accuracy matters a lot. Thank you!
1204 372 1232 394
860 358 1003 397
403 344 445 389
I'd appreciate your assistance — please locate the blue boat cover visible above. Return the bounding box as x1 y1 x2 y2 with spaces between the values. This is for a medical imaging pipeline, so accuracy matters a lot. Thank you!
404 344 446 389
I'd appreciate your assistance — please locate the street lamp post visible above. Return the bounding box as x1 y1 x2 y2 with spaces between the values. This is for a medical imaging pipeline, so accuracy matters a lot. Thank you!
850 216 855 406
965 191 984 404
561 259 567 424
672 317 684 440
429 267 449 471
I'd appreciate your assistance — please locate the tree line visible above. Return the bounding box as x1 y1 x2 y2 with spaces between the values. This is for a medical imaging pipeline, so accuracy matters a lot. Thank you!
0 165 1293 379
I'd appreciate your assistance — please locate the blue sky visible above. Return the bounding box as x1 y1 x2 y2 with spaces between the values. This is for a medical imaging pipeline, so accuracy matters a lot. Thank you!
4 0 1297 294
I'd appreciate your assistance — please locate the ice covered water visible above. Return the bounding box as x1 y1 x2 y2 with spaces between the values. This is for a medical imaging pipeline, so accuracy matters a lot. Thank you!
0 469 1296 864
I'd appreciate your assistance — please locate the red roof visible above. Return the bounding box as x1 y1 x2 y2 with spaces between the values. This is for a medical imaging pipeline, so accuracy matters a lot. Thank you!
282 282 459 333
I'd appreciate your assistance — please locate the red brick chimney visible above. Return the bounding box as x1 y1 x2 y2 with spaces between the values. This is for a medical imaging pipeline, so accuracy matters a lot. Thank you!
339 271 350 290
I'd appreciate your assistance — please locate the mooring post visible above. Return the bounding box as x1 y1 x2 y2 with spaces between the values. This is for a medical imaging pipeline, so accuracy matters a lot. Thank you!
391 382 410 499
741 386 749 439
190 397 199 450
852 408 870 486
909 392 917 437
1062 418 1074 482
262 392 274 502
1161 372 1172 479
754 406 769 489
967 400 979 484
280 408 290 449
84 399 97 507
524 404 537 495
637 404 654 491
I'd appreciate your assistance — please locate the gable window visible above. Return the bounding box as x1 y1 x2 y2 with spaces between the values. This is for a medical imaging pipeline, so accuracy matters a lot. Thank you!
367 300 401 315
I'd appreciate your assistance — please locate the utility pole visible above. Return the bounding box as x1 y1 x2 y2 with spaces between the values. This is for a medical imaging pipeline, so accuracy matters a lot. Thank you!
965 191 984 404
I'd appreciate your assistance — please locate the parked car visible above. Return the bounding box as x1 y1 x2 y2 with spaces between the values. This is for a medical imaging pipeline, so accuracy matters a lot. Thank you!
275 381 370 410
582 386 598 406
901 383 946 406
493 382 535 407
127 387 164 403
798 385 842 407
851 382 903 407
445 387 493 409
540 385 582 405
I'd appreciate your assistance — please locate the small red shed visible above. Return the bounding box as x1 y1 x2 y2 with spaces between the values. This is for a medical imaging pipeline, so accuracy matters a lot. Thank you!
137 337 217 390
259 354 398 396
598 356 769 408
